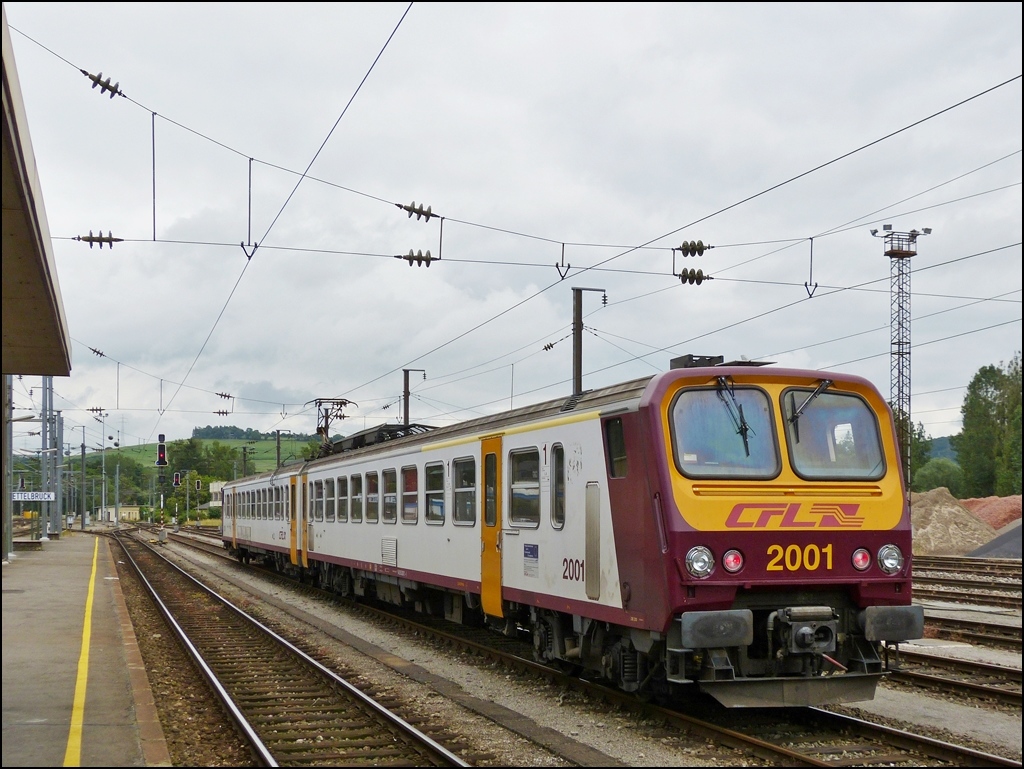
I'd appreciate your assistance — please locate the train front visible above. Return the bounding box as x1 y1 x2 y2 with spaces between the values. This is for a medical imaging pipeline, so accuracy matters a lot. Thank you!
646 366 924 707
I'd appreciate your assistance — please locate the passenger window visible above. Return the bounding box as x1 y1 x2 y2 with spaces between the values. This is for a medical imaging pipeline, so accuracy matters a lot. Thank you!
604 418 628 478
274 486 282 520
484 453 497 527
509 448 540 526
314 480 324 521
382 469 398 523
350 474 363 522
402 466 419 523
325 478 335 522
365 472 379 523
425 462 444 524
337 476 348 522
551 443 565 529
453 457 476 525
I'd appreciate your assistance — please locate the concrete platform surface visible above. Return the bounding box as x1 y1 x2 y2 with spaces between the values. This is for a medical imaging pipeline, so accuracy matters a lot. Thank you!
2 530 169 767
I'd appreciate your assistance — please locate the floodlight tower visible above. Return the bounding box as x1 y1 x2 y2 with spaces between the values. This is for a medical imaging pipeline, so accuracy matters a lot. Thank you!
870 224 931 489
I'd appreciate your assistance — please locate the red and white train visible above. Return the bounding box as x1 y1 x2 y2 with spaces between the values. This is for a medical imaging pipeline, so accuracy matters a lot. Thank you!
221 357 923 707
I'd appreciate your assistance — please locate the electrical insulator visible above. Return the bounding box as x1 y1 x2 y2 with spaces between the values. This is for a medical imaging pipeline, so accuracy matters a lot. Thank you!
543 342 554 351
81 70 120 98
396 200 436 221
173 472 181 487
214 410 228 416
74 230 123 249
602 293 608 306
403 249 433 267
679 268 707 285
678 240 708 257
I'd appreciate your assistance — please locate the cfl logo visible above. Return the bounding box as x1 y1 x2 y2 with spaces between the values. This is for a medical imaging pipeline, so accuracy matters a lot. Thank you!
725 502 864 529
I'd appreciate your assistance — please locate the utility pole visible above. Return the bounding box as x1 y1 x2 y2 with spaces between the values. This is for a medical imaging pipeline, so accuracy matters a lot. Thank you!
571 287 606 396
402 369 425 427
871 225 931 492
80 426 86 529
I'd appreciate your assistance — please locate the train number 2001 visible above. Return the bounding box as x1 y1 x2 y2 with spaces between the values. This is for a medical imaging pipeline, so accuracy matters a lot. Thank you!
562 558 585 581
766 543 833 572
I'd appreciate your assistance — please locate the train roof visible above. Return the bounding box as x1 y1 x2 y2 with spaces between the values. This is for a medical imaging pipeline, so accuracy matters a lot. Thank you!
229 362 885 484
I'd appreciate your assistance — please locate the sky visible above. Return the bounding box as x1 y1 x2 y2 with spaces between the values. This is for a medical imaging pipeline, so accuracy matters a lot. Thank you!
6 2 1022 461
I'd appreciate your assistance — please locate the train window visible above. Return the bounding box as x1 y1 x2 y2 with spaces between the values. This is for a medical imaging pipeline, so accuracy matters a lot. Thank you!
604 419 628 478
402 466 419 524
453 457 476 525
783 389 885 480
382 469 398 523
325 478 335 522
484 454 497 527
509 448 541 527
274 486 282 520
350 474 363 522
425 462 445 524
366 472 380 523
671 387 780 479
551 444 566 529
314 480 324 521
337 476 348 522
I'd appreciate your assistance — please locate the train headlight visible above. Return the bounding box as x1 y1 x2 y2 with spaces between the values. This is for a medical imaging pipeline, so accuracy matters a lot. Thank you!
722 549 744 573
685 546 714 578
852 548 871 571
877 544 905 575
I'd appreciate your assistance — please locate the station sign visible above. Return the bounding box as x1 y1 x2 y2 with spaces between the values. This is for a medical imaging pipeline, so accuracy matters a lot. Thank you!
13 491 56 501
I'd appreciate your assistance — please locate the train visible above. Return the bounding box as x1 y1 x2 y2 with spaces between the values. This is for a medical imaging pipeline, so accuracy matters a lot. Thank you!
221 356 923 707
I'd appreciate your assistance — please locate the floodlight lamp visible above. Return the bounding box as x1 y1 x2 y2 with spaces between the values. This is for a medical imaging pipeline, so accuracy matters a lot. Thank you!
870 229 878 236
882 224 892 231
922 227 932 235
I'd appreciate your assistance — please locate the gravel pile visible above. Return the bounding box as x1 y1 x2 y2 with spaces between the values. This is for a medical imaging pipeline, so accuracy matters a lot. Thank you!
960 495 1023 531
910 488 998 556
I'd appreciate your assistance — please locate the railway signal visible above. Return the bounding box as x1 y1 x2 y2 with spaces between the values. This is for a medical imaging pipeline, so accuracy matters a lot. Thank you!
156 435 168 467
173 472 181 487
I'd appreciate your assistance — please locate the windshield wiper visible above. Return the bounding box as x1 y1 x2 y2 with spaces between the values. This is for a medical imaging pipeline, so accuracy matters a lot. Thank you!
716 376 752 457
788 379 833 443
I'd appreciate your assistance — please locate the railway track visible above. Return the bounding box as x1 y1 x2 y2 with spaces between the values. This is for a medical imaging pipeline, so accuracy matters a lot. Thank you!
114 532 469 767
915 556 1023 580
160 534 1022 767
914 585 1022 610
891 649 1022 707
924 615 1023 652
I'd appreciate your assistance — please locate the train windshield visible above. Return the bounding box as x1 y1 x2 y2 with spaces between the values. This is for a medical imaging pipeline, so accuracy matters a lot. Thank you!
782 388 885 480
671 387 779 478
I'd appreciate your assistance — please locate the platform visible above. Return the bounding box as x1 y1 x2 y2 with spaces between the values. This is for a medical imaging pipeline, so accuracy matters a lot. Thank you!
2 529 170 767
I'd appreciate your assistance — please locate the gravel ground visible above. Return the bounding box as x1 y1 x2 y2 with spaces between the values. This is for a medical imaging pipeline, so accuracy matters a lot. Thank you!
120 536 1022 766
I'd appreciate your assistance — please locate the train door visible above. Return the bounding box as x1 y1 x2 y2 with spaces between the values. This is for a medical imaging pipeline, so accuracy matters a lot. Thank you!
289 475 303 566
229 490 237 548
481 435 503 617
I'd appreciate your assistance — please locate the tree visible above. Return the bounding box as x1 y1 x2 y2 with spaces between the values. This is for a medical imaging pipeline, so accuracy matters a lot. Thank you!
912 457 963 496
891 408 931 483
951 353 1022 497
994 353 1022 496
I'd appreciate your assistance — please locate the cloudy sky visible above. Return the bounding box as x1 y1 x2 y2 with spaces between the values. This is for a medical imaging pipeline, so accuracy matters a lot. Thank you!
7 2 1021 458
